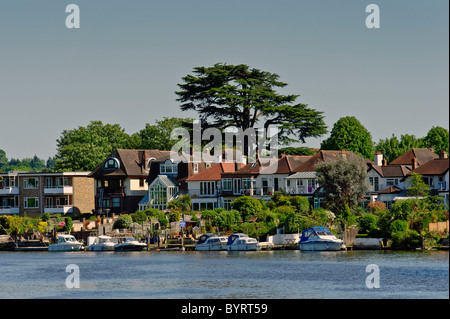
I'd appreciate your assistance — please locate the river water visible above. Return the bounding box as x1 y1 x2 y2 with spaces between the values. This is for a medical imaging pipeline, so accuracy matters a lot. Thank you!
0 250 448 299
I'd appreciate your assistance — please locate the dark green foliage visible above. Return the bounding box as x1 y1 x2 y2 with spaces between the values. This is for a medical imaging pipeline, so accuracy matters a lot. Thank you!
320 116 374 160
358 213 378 234
231 196 264 222
422 126 449 154
176 63 327 147
113 214 133 229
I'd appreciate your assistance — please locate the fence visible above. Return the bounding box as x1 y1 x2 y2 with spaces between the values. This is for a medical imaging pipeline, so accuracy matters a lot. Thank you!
428 221 449 234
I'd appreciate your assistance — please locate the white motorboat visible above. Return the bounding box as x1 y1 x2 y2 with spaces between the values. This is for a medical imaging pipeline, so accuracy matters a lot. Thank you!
88 235 115 251
48 234 83 252
226 233 260 251
114 237 147 251
195 233 228 251
299 226 346 251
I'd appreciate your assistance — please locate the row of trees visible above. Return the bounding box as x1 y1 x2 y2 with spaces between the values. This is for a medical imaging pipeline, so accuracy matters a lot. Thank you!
2 63 448 172
321 116 449 161
0 151 55 173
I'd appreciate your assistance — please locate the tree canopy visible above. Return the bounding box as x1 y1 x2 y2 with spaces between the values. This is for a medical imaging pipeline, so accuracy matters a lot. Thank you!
375 134 424 163
315 155 369 215
55 121 138 172
422 126 449 154
176 63 327 148
320 116 374 160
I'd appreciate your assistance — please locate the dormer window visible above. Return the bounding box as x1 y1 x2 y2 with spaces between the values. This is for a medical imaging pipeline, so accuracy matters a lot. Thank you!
160 159 178 174
103 157 120 170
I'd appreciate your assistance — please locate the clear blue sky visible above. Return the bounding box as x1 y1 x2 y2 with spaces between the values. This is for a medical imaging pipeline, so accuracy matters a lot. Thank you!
0 0 448 160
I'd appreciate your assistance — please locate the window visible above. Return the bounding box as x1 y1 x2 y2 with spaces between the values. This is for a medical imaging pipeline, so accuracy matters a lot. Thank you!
24 177 39 189
242 178 253 190
386 179 399 186
46 197 53 208
369 177 379 191
56 177 69 187
223 199 232 211
112 198 121 208
222 178 232 191
200 181 215 196
160 160 178 174
56 197 69 206
422 177 434 187
24 197 39 208
103 157 120 170
233 178 242 195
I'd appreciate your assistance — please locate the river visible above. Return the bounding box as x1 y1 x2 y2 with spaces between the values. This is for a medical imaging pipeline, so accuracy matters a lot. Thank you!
0 250 448 299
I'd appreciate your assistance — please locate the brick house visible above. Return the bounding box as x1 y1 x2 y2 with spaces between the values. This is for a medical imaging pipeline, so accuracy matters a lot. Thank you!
0 171 94 218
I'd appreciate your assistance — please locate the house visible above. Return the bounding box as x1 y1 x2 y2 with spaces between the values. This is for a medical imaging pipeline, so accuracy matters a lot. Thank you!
89 149 172 214
140 149 246 211
366 152 412 208
0 171 94 218
286 150 366 207
186 162 239 211
389 148 438 168
403 150 449 208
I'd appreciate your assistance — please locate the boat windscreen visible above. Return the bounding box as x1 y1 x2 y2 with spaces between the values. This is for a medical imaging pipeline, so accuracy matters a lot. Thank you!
227 235 238 245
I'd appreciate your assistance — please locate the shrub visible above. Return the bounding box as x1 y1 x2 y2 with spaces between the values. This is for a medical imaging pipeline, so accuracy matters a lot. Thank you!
290 196 310 214
113 214 133 229
367 201 386 213
131 211 148 224
231 196 263 222
358 213 378 234
389 219 408 234
391 230 422 250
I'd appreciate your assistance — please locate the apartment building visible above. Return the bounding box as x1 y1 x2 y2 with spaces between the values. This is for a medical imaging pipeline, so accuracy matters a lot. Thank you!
0 171 94 218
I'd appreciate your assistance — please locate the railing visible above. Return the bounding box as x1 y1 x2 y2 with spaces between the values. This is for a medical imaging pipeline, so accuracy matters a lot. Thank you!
284 186 317 195
96 187 125 196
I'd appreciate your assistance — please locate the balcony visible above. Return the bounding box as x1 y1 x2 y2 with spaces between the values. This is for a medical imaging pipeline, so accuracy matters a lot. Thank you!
284 186 317 195
0 207 19 215
44 206 73 214
44 186 73 195
97 186 125 196
0 187 20 195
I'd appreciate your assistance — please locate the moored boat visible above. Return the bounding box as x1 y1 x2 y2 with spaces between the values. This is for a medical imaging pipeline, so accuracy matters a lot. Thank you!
226 233 260 251
195 233 228 251
48 234 83 252
114 237 147 251
299 226 345 251
88 235 116 251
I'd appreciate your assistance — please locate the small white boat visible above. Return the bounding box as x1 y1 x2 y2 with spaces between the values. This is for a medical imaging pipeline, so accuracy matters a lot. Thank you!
195 233 228 251
226 233 260 251
48 234 83 252
88 235 115 251
114 237 147 251
299 226 345 251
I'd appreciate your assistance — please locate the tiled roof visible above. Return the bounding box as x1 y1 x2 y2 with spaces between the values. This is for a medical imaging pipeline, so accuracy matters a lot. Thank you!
293 150 363 172
286 171 317 179
390 148 438 166
369 164 412 178
89 149 171 178
186 163 237 181
378 185 403 194
408 158 449 176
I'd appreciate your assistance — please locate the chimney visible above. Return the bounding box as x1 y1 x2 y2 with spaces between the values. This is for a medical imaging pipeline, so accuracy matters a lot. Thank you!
439 150 448 159
412 157 418 170
374 151 383 166
280 153 286 158
382 158 387 166
340 150 346 159
429 147 434 153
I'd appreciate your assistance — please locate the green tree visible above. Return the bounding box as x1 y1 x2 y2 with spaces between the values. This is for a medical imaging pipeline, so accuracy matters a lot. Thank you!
176 63 327 149
231 196 264 222
55 121 138 171
137 117 194 151
315 155 369 215
113 214 133 229
321 116 374 160
407 172 430 198
422 126 449 154
375 134 424 163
